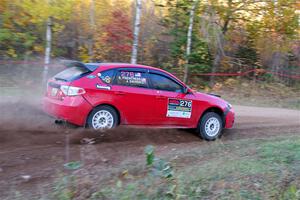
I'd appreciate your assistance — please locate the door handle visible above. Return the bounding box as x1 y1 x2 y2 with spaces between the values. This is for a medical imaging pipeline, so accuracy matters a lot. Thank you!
114 91 125 95
156 95 166 99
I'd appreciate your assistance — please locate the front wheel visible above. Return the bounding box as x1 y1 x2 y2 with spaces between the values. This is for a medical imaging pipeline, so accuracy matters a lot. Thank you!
198 112 223 141
87 106 119 130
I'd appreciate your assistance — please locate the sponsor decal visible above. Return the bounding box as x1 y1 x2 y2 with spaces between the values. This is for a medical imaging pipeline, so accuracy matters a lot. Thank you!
167 98 192 118
135 72 141 77
96 84 111 90
87 75 96 79
104 76 111 83
119 71 147 85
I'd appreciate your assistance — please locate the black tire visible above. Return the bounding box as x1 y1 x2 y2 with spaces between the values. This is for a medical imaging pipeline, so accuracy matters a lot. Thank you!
198 112 223 141
87 105 119 130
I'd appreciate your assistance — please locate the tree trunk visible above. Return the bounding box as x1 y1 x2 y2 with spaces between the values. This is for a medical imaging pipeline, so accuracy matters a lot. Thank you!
172 0 179 67
209 47 222 87
131 0 142 64
209 12 225 88
43 17 52 84
183 0 199 84
0 14 2 29
88 0 95 62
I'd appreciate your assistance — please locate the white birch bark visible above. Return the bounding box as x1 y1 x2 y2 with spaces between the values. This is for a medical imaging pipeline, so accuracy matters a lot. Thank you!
131 0 142 64
88 0 95 62
43 17 52 84
183 0 199 83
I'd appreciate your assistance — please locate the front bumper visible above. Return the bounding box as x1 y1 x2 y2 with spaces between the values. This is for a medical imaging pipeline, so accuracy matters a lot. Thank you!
224 108 235 128
43 95 93 126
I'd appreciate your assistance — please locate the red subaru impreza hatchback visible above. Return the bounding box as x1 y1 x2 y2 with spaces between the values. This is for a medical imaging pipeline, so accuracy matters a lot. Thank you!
43 62 234 140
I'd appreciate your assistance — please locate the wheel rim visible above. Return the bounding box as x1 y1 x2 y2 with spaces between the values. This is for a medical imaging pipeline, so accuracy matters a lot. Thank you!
204 117 220 137
92 110 114 130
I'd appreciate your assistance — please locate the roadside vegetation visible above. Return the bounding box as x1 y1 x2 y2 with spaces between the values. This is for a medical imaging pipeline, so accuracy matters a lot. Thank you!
47 135 300 200
213 79 300 109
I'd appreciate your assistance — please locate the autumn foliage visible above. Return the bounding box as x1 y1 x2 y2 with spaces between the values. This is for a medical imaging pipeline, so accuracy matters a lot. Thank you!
0 0 299 84
98 10 133 62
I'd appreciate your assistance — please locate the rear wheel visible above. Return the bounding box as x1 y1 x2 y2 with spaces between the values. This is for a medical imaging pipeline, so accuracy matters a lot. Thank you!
198 112 223 141
87 106 119 130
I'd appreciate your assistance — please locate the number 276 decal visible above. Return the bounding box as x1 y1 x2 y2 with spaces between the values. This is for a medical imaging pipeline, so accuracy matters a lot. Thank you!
180 100 192 108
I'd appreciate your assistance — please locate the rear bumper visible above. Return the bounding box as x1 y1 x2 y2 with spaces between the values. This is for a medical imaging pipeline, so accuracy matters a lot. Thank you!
43 95 93 126
224 108 235 128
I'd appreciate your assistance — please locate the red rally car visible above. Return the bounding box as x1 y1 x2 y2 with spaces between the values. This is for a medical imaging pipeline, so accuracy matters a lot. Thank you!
43 62 234 141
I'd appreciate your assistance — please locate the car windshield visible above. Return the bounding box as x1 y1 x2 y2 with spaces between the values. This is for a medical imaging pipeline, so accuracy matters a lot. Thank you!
54 66 90 81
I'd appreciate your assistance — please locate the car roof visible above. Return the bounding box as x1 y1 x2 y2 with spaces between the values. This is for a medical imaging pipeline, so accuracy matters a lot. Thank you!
86 62 158 70
86 62 186 86
86 62 172 75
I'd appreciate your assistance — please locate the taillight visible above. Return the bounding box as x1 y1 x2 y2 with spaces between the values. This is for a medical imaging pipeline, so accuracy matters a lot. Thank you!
60 86 86 96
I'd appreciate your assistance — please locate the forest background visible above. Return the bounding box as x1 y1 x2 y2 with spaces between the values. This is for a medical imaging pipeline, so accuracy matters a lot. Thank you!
0 0 299 87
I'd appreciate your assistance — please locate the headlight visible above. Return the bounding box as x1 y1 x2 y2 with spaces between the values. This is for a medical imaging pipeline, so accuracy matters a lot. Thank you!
227 103 232 109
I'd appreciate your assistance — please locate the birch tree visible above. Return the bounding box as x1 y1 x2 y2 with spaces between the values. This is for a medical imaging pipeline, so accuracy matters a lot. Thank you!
15 0 75 83
131 0 142 64
43 0 52 84
88 0 95 62
43 17 52 84
183 0 199 83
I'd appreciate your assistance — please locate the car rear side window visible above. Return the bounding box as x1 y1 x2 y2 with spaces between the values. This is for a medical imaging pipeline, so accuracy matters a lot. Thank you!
115 70 148 88
98 69 115 84
54 66 90 82
149 73 183 92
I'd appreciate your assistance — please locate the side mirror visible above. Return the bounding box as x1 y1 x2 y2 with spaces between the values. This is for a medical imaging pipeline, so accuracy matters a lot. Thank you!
184 87 193 94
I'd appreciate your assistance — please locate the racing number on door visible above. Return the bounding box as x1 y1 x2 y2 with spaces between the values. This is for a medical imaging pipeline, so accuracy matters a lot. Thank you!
180 100 192 108
167 99 193 118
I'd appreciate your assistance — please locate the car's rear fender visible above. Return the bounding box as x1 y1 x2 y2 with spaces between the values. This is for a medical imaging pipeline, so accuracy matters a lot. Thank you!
84 102 123 126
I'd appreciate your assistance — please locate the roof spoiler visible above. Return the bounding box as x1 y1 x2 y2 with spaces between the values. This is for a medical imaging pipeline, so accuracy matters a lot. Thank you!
60 60 98 71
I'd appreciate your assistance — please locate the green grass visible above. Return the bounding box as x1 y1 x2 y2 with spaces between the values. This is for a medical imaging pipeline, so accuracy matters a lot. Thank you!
50 135 300 200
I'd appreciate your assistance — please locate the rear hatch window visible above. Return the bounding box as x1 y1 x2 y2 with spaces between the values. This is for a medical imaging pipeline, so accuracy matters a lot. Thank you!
54 66 91 82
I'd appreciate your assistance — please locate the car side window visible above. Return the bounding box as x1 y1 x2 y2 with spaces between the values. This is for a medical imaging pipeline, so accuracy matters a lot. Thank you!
149 73 183 93
98 69 115 84
115 70 148 88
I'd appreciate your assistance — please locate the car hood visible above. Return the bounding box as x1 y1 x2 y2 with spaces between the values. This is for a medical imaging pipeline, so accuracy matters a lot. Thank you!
193 91 229 108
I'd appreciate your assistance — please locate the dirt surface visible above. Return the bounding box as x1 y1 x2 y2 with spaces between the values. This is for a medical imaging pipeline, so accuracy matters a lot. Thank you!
0 99 299 198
